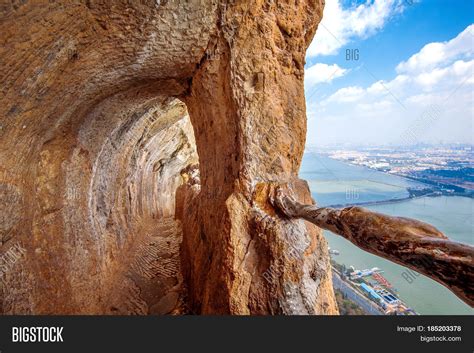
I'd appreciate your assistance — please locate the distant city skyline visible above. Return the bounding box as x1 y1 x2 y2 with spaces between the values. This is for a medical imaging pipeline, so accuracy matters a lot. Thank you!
305 141 474 150
304 0 474 147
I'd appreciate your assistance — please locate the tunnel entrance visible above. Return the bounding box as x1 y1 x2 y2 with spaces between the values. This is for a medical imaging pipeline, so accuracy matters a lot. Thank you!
84 96 198 315
0 87 199 314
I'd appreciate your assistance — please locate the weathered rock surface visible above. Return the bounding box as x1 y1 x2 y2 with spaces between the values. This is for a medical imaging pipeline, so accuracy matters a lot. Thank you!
0 0 337 314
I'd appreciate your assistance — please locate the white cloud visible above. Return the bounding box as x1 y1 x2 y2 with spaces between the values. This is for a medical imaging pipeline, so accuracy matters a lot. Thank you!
307 24 474 146
396 24 474 73
304 63 347 89
320 59 473 107
307 0 406 57
323 86 365 103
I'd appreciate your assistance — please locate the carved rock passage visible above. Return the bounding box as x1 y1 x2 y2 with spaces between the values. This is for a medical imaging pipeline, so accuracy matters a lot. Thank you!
0 1 337 314
0 0 210 314
272 186 474 307
104 217 186 315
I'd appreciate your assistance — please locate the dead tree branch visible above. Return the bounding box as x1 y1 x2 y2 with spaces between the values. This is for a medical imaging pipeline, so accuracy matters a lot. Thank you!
271 186 474 307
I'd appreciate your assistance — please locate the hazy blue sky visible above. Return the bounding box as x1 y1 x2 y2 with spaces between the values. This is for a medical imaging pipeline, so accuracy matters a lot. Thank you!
304 0 473 147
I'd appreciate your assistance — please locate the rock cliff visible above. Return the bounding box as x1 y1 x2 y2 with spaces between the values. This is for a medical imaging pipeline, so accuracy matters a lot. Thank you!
0 0 337 314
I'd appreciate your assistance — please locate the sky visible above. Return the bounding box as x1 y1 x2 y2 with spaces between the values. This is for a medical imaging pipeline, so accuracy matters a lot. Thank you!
304 0 474 147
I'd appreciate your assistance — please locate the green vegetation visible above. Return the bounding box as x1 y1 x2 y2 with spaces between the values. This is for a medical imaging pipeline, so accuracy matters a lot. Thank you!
334 289 366 315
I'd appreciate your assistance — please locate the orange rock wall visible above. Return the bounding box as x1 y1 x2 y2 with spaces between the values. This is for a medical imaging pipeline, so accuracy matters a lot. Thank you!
0 0 337 314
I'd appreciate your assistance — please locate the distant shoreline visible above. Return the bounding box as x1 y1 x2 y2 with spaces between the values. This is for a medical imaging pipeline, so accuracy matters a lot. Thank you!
326 192 441 208
320 157 473 208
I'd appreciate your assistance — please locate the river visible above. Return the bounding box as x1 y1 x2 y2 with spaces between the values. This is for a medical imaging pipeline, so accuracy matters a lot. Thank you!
300 152 473 315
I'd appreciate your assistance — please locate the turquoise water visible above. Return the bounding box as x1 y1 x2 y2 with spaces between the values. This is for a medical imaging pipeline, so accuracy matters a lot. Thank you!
300 153 474 315
300 153 426 207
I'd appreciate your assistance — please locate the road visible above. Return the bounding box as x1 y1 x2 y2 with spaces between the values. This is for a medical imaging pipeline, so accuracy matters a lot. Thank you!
332 271 384 315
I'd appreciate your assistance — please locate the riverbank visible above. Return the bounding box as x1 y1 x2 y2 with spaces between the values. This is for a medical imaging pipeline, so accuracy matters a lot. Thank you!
332 271 384 315
301 154 473 315
331 261 416 315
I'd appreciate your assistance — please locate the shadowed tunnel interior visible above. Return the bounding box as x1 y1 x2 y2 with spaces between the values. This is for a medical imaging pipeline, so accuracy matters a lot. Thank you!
0 1 212 314
2 82 200 313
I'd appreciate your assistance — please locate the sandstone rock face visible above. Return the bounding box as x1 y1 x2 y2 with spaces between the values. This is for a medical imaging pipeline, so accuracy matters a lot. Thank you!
0 0 337 314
